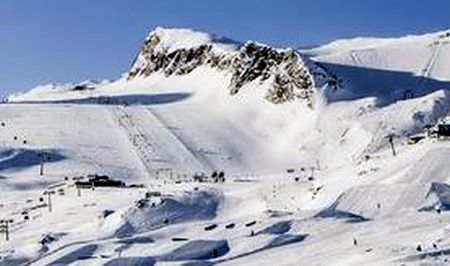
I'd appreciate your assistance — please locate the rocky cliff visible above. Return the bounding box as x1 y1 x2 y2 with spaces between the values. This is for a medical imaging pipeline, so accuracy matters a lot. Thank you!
127 28 327 106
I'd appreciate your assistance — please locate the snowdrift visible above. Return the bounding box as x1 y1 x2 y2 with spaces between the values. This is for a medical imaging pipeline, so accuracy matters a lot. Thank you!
100 189 222 237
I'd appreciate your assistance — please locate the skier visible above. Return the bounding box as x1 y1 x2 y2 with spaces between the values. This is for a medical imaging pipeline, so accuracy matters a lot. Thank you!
416 244 422 252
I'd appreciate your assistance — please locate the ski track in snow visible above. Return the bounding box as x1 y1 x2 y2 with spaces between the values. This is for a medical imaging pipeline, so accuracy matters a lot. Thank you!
112 104 213 179
1 29 450 266
422 38 443 78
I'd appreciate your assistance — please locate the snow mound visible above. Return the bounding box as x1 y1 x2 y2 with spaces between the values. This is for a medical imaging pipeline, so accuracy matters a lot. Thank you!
104 257 156 266
159 239 230 261
315 192 370 223
256 220 292 235
315 184 427 221
265 234 308 249
215 233 308 264
420 182 450 211
101 189 222 237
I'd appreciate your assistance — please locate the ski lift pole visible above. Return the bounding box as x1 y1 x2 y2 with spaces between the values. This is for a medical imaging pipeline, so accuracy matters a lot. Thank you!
43 190 56 212
0 219 13 241
73 177 83 197
38 152 48 176
387 134 396 156
39 154 44 176
39 160 44 176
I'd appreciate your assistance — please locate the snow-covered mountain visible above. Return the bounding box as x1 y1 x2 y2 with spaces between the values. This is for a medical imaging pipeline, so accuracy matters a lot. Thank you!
303 29 450 105
8 27 328 106
126 27 328 105
1 28 450 266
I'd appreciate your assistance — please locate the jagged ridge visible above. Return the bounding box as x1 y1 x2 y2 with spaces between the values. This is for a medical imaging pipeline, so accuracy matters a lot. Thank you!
127 28 327 105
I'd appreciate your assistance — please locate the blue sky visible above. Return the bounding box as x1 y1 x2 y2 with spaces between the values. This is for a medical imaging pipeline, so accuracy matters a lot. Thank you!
0 0 449 96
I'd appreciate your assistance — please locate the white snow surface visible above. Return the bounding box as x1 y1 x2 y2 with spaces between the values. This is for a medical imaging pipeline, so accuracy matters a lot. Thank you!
147 27 238 53
0 28 450 266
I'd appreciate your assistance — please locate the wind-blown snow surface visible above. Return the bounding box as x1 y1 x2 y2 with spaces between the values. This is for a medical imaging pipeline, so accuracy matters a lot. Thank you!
1 28 450 265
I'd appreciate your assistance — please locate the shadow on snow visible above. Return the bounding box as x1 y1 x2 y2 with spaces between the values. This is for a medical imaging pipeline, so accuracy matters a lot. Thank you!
13 93 191 106
0 148 66 172
318 62 450 108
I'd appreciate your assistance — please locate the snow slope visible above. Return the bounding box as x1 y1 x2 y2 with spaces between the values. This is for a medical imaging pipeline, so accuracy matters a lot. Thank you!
303 30 450 106
0 28 449 265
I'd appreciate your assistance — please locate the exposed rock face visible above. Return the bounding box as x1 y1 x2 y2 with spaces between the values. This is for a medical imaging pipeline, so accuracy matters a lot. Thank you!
127 28 326 106
231 42 314 104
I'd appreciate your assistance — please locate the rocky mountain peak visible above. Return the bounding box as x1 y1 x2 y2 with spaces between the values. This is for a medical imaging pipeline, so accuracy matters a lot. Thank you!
127 27 328 106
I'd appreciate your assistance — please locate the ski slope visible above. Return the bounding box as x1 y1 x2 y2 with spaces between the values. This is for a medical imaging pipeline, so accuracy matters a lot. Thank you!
0 28 449 265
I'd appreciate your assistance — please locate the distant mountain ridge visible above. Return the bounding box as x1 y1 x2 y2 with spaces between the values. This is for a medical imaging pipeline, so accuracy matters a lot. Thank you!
7 27 450 107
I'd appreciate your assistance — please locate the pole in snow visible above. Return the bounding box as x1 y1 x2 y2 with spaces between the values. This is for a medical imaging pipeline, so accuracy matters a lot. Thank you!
38 152 48 176
0 219 13 241
39 160 44 176
73 177 83 197
43 191 55 212
387 135 396 156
